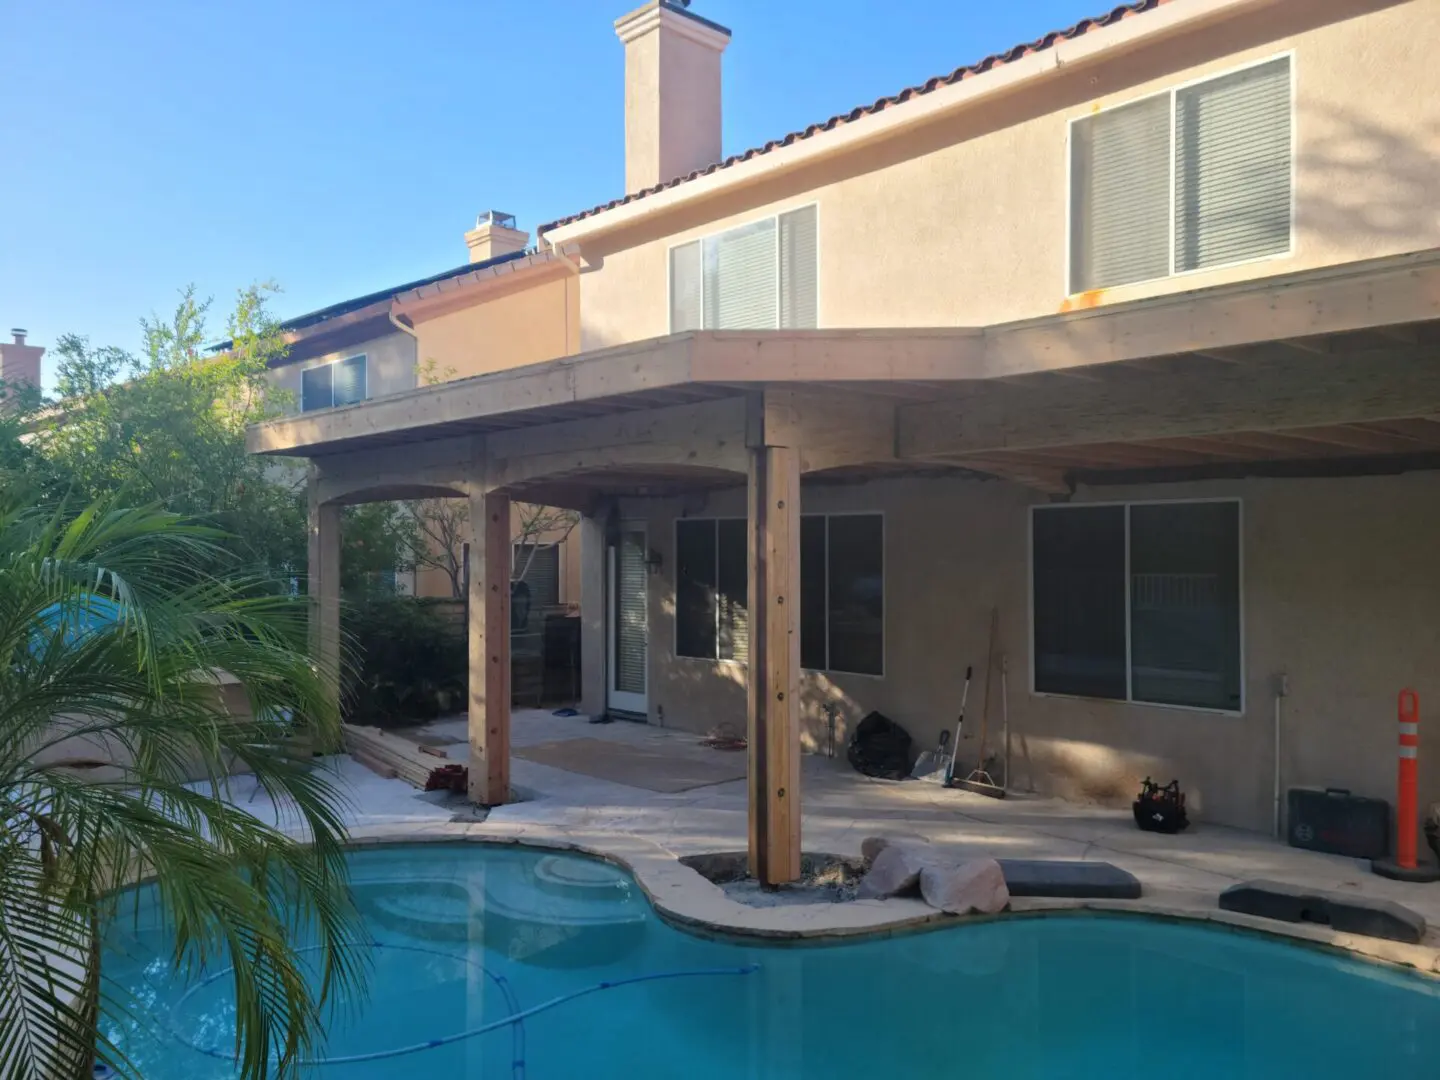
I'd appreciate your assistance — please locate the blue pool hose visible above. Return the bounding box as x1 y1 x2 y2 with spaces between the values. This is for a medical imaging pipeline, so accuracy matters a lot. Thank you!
165 941 760 1069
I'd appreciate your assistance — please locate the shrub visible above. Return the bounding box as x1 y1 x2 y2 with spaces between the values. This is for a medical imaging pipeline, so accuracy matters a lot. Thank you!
343 597 466 727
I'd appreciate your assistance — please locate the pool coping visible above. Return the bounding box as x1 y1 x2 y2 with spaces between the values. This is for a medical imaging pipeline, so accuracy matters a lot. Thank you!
343 820 1440 978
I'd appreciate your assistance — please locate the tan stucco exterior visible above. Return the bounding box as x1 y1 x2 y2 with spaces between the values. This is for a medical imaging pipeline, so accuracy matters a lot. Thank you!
576 0 1438 351
411 271 578 380
623 468 1440 832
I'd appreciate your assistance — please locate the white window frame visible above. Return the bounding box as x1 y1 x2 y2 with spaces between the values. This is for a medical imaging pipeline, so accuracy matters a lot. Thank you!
802 511 886 680
672 516 747 665
300 353 367 412
1063 52 1296 297
666 201 822 333
1027 497 1245 717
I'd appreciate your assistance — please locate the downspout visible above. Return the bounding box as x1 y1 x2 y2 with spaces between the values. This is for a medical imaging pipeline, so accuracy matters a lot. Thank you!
388 307 419 343
542 238 583 355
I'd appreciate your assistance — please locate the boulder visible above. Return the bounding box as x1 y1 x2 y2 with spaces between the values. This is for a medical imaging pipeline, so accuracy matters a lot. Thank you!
856 844 928 900
860 836 892 863
919 858 1009 916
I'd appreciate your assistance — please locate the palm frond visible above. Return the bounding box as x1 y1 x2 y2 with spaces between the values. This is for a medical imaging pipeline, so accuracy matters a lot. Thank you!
0 492 368 1079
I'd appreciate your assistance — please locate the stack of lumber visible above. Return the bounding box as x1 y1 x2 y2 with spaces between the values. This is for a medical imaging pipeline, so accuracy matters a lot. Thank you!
342 724 447 789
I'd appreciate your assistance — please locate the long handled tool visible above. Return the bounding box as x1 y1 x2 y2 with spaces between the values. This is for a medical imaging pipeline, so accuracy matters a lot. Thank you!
953 609 1007 799
942 667 973 787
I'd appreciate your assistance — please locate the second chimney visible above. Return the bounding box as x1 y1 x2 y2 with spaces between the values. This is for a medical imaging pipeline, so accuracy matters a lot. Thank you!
615 1 731 194
464 211 529 264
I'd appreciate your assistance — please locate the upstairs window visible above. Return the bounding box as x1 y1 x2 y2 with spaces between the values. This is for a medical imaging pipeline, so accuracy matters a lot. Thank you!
301 355 367 412
1069 56 1292 293
670 205 818 331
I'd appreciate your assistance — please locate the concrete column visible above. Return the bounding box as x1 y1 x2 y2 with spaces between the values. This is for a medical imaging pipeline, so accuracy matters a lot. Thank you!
579 513 608 720
467 485 512 806
746 439 802 886
307 482 341 712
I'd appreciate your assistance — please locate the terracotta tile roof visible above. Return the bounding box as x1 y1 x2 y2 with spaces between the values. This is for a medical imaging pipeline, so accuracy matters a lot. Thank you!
539 0 1164 235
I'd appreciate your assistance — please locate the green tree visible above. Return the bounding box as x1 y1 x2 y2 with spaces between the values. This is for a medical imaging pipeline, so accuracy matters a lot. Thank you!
28 286 414 590
0 492 366 1079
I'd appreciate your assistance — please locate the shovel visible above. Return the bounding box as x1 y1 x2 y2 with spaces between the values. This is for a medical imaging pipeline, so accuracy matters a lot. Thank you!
910 728 952 784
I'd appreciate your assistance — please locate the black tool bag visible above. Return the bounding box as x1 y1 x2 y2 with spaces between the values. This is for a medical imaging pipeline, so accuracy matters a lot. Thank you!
847 711 913 780
1133 777 1189 833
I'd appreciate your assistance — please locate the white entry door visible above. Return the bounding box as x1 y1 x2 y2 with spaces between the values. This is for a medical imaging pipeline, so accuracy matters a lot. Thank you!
607 525 648 716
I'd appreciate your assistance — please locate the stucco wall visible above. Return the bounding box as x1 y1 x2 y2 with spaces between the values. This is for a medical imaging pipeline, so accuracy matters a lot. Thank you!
618 469 1440 833
269 330 417 412
577 0 1437 351
413 273 577 381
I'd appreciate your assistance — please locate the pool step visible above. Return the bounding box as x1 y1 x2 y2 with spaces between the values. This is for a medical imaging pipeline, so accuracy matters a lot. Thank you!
1218 879 1426 944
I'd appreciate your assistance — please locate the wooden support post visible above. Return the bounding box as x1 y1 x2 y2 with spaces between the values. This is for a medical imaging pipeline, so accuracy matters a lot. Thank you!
306 481 341 713
747 400 802 886
467 486 512 806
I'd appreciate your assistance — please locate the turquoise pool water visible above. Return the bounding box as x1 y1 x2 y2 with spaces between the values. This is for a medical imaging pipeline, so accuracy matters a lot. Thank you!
103 844 1440 1078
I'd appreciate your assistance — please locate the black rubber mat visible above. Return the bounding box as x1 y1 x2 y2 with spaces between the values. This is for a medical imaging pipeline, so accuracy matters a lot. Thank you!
997 860 1142 899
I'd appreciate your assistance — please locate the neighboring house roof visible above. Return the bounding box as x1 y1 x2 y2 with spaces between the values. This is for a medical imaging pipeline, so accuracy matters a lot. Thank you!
538 0 1162 235
274 248 535 334
209 248 535 352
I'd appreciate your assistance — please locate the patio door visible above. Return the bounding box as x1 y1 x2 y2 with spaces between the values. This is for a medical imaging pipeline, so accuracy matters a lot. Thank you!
607 524 648 716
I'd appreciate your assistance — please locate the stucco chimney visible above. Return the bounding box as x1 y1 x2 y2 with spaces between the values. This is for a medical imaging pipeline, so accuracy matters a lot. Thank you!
464 211 529 264
0 328 43 392
615 1 730 193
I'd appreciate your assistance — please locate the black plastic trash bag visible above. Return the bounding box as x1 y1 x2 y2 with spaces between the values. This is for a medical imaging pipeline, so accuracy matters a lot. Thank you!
847 711 913 780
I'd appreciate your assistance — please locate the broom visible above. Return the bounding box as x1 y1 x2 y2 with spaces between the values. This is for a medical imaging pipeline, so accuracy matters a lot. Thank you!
951 607 1006 799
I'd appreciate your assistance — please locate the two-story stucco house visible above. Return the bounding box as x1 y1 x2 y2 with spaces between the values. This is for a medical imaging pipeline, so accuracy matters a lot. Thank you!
249 0 1440 883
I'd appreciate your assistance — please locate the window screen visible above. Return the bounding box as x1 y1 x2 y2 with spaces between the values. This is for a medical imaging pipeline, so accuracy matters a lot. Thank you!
669 207 817 331
1070 57 1291 291
676 520 718 660
1032 502 1242 710
670 240 702 332
779 204 818 329
799 516 828 671
799 514 884 676
1032 506 1128 700
332 355 366 407
1129 502 1241 710
514 544 561 608
675 519 748 662
301 364 332 413
716 519 748 662
1070 96 1171 292
1174 58 1291 273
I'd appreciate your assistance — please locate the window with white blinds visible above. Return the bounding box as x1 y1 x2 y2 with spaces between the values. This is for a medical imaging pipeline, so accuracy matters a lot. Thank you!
1070 56 1291 292
301 354 367 412
669 205 818 331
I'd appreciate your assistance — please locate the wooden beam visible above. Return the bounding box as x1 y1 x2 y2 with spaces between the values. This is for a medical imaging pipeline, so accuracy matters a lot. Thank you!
746 397 802 886
977 250 1440 379
899 348 1440 460
487 396 749 489
307 483 341 713
467 485 511 806
693 328 985 383
760 388 898 474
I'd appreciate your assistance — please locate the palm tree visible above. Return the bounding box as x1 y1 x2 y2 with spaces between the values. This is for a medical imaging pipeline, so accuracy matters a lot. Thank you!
0 493 367 1079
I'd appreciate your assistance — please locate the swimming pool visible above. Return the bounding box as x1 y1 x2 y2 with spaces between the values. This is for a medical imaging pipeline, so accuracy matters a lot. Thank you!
103 843 1440 1078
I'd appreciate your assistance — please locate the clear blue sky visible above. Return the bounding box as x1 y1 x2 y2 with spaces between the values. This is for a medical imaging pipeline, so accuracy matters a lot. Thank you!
2 0 1106 377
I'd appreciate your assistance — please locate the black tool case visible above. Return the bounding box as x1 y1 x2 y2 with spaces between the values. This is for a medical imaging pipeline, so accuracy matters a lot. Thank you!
1287 787 1389 859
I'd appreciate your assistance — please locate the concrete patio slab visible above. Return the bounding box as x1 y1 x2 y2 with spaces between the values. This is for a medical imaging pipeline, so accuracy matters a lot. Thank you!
233 709 1440 975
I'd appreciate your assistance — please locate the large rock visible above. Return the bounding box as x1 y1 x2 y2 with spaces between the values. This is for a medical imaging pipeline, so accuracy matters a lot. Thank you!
856 844 928 899
919 858 1010 915
860 836 892 863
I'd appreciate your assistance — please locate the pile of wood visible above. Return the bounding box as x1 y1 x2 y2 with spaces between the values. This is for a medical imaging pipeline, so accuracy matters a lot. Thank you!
343 724 448 789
